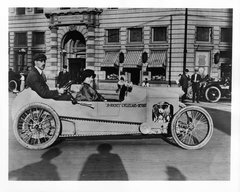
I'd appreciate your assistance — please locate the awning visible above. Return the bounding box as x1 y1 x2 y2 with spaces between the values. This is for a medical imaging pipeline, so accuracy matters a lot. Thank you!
148 51 167 67
101 52 119 67
123 51 142 68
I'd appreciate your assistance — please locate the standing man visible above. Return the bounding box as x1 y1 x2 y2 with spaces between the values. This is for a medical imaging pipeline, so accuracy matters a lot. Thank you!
179 69 190 102
191 67 201 103
57 65 70 88
26 53 71 100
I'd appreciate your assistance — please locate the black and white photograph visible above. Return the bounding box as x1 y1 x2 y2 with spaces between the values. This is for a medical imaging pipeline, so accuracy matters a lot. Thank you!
2 0 240 192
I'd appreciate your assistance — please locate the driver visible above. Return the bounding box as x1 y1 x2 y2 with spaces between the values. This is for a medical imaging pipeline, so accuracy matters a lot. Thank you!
26 53 71 100
75 69 105 101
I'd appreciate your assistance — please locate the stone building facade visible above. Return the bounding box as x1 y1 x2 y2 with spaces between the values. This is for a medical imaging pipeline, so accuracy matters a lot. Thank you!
8 8 232 89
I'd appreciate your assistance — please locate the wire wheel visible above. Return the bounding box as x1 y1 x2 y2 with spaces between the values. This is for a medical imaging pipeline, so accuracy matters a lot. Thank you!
205 86 221 103
13 103 61 149
171 106 213 150
9 80 17 92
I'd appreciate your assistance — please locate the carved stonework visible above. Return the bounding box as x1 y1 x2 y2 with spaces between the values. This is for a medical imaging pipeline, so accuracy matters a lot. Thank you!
69 25 77 31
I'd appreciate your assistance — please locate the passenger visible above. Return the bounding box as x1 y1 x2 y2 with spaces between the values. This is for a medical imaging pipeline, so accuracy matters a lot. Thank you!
75 69 105 101
26 53 71 100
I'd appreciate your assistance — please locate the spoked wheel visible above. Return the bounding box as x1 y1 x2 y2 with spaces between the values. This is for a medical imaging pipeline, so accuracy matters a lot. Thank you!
205 86 221 103
171 106 213 150
9 80 17 92
13 103 61 149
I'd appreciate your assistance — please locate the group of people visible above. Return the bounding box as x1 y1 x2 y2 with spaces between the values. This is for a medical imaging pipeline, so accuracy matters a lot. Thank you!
25 53 105 102
178 67 202 103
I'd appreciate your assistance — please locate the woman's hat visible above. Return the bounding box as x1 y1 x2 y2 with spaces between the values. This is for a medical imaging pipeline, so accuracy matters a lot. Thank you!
80 69 96 82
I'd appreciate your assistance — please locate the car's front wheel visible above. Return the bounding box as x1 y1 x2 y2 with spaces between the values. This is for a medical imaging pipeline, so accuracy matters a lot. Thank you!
13 103 61 150
171 106 213 150
205 86 221 103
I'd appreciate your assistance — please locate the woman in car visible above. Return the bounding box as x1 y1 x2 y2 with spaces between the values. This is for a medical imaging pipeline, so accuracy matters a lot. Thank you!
75 69 105 101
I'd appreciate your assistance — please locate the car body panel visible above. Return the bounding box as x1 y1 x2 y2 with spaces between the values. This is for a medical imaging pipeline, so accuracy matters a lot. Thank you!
12 85 184 136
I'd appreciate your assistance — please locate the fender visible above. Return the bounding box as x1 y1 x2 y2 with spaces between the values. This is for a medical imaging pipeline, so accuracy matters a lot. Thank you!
204 82 223 93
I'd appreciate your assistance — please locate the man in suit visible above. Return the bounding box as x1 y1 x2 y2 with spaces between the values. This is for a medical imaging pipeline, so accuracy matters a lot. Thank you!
26 53 71 100
57 65 70 88
179 69 190 102
191 67 202 103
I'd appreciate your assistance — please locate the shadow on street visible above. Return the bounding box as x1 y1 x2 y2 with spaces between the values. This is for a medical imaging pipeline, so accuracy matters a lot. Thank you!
9 147 62 180
166 166 187 180
79 143 128 180
205 108 231 135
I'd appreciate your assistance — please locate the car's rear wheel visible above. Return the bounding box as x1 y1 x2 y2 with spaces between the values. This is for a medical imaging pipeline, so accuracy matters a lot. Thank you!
171 106 213 150
205 86 221 103
13 103 61 150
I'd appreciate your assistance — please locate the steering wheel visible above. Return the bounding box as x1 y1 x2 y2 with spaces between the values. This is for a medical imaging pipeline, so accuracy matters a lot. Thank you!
61 81 78 104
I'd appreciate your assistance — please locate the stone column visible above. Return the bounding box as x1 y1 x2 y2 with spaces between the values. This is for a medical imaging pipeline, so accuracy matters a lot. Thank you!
86 25 95 70
47 25 59 88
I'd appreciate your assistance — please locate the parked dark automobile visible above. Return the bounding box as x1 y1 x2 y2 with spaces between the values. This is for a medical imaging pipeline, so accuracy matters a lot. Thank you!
187 75 231 103
9 69 21 92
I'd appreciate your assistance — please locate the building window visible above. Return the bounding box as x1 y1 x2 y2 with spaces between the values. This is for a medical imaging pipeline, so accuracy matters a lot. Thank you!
220 51 232 59
152 27 167 42
101 67 119 80
221 28 232 43
16 8 25 15
196 27 212 42
129 28 142 43
32 32 45 46
14 32 27 46
107 29 119 43
34 8 44 14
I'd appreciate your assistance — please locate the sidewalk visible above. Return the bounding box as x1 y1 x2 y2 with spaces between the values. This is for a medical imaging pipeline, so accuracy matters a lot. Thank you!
184 99 231 112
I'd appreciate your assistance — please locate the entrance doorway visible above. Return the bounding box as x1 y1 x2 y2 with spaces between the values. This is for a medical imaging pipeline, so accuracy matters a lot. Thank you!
123 68 141 85
69 58 85 83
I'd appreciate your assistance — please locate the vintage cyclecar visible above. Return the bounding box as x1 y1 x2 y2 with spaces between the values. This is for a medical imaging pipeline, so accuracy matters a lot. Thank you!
11 84 213 150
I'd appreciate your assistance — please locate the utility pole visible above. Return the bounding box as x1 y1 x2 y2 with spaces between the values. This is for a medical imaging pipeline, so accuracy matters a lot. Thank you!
169 15 172 86
183 8 188 74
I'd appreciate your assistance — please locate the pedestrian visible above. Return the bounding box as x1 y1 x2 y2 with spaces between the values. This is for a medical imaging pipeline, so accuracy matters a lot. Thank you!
142 78 150 87
179 69 190 102
75 69 105 101
57 65 70 88
26 53 71 100
116 77 127 102
191 67 201 103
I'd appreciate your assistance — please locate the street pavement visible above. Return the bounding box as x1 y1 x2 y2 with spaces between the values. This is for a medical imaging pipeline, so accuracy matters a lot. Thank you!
184 98 231 112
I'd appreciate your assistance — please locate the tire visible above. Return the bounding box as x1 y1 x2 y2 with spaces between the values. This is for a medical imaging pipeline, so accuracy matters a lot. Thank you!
171 106 213 150
187 86 193 100
13 103 61 150
9 80 17 92
205 86 221 103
